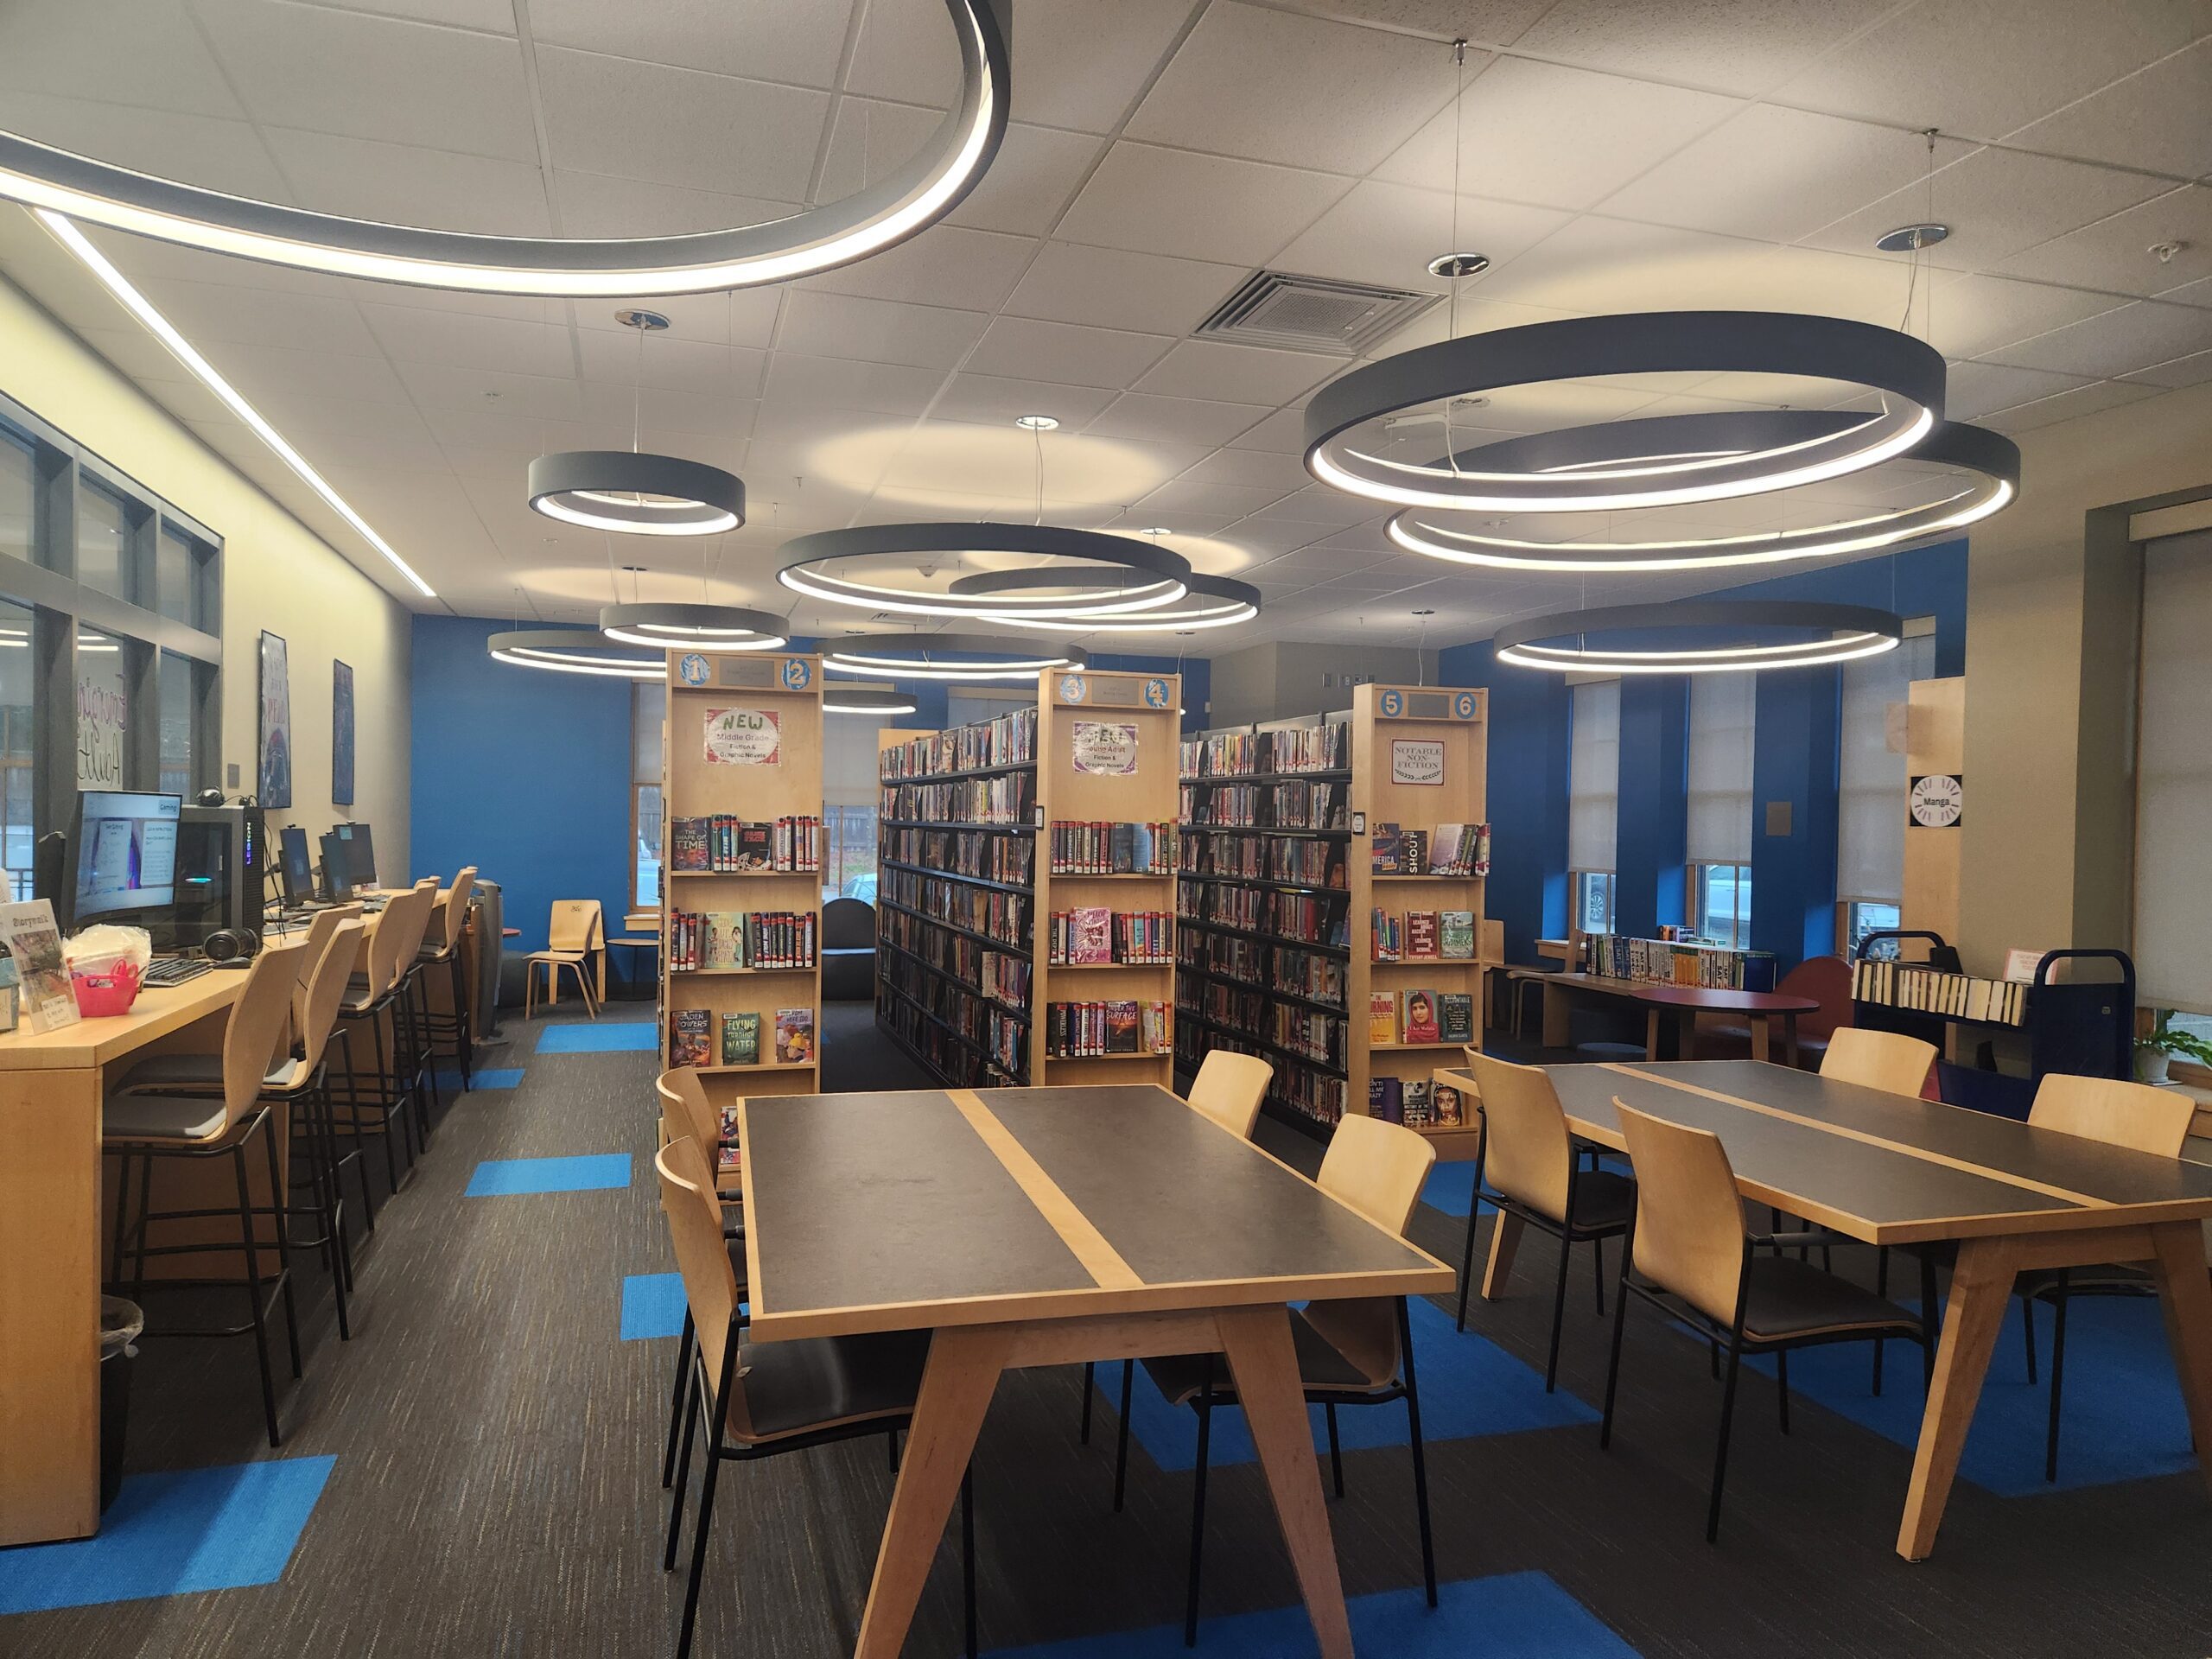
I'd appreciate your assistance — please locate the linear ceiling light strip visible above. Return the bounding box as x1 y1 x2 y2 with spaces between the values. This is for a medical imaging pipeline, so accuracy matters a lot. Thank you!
0 1 1011 296
1492 601 1904 675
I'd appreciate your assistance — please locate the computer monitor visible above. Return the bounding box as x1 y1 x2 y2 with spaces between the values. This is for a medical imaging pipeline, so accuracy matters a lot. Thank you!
319 833 355 902
71 791 181 929
334 821 377 890
277 825 315 906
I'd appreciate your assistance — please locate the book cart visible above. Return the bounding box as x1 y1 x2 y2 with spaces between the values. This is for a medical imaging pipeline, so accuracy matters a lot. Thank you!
659 651 826 1109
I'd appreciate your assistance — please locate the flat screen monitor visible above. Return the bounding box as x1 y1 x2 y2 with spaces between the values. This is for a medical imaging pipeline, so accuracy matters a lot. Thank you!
319 833 355 902
73 791 181 926
334 822 376 889
278 824 313 906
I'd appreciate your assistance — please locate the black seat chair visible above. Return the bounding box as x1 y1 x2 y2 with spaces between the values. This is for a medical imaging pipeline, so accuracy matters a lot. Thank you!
821 896 876 1001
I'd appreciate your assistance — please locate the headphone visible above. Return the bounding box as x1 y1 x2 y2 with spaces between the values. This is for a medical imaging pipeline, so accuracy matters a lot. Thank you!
200 928 261 964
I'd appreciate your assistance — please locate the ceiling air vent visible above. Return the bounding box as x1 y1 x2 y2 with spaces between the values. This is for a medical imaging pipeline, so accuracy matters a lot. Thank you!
1196 270 1441 357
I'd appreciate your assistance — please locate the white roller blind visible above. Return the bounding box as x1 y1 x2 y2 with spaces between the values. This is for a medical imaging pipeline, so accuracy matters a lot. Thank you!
823 714 884 808
1568 679 1619 872
1836 630 1936 903
1686 673 1755 866
2136 532 2212 1012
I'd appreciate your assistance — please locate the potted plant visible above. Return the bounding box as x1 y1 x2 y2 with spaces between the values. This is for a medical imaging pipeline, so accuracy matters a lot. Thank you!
2136 1010 2212 1084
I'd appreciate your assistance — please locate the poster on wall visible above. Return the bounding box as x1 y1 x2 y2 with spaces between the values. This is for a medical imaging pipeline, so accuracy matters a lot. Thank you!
258 631 293 809
1390 738 1445 785
1071 720 1138 776
332 660 355 806
74 642 127 790
702 706 780 766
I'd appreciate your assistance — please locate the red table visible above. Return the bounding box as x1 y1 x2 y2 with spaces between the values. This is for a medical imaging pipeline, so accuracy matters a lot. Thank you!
1538 972 1819 1065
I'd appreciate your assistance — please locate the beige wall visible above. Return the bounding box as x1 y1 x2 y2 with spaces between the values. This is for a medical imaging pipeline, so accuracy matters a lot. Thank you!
1205 640 1440 728
1959 378 2212 975
0 273 413 875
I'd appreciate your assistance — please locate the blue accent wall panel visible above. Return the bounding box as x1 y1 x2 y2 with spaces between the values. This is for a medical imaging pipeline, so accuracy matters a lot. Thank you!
411 614 632 954
1615 678 1688 939
1435 640 1569 965
1750 664 1842 969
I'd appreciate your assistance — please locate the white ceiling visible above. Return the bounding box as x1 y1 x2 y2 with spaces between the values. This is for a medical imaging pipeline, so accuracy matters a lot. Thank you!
0 0 2208 652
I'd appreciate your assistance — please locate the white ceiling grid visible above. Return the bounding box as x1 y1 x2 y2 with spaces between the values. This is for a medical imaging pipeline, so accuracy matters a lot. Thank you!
0 0 2200 652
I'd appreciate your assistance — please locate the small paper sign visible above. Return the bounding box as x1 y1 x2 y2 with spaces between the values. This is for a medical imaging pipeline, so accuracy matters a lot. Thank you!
702 707 781 766
0 899 77 1033
1390 738 1445 785
1072 721 1139 776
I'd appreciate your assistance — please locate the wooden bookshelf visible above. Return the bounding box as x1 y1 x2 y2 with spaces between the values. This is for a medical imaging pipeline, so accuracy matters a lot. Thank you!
873 713 1037 1089
1031 667 1180 1088
660 652 825 1106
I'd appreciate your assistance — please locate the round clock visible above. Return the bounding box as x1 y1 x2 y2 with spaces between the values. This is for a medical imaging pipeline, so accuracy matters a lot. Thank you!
1909 772 1963 828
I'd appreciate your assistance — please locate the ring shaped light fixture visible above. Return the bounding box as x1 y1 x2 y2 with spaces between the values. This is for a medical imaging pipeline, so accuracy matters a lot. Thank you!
488 628 664 680
823 687 922 715
1304 311 1947 513
531 448 746 536
946 564 1166 599
1493 601 1903 676
0 0 1011 296
823 633 1089 683
596 603 788 652
982 572 1262 634
1389 419 2019 574
779 523 1193 622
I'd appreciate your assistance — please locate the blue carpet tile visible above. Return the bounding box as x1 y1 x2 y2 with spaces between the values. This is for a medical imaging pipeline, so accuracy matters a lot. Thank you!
0 1458 334 1615
984 1570 1637 1659
436 1066 524 1093
465 1154 632 1197
1096 1294 1594 1473
620 1272 687 1340
535 1021 659 1054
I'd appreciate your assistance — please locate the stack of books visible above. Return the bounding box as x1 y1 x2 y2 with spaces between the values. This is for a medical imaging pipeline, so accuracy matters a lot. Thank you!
1045 999 1172 1057
1852 959 2029 1024
667 910 817 971
671 815 824 872
1049 821 1175 874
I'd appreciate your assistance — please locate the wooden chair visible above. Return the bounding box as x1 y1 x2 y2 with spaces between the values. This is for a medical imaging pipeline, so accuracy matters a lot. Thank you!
1082 1050 1274 1472
417 867 478 1090
1452 1051 1637 1389
104 942 308 1446
524 899 604 1019
1821 1026 1936 1096
1115 1114 1439 1644
655 1067 749 1491
656 1135 968 1659
1599 1099 1932 1541
2018 1072 2196 1481
333 883 439 1202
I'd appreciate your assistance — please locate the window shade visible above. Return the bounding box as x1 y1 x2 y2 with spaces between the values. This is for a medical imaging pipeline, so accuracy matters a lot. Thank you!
632 682 664 786
1568 679 1619 873
2136 532 2212 1013
1685 673 1755 866
823 715 884 808
1835 631 1936 903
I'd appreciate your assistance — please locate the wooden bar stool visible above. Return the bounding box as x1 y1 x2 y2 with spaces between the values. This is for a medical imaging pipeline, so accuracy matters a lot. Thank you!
416 867 479 1090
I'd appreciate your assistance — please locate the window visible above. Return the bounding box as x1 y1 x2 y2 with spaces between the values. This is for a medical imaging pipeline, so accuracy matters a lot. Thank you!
1694 861 1752 947
2134 531 2212 1014
76 480 130 601
1685 672 1755 945
0 433 32 565
823 804 879 903
1837 620 1936 919
632 681 665 912
1845 900 1903 958
159 649 195 796
156 524 200 627
1568 679 1619 933
0 598 32 898
75 628 128 791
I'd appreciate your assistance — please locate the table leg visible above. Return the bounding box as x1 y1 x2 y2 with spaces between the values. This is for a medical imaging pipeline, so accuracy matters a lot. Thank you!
1643 1008 1662 1061
1216 1306 1353 1659
1481 1211 1525 1300
2148 1220 2212 1494
1897 1235 2016 1560
855 1324 1013 1659
1748 1013 1771 1065
1783 1012 1800 1069
1541 982 1571 1049
1678 1007 1698 1062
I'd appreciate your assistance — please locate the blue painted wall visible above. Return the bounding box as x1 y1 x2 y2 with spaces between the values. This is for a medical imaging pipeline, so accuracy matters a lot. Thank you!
1616 679 1688 941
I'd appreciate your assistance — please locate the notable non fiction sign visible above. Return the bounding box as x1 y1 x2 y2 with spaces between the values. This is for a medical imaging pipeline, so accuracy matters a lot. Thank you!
703 707 781 766
1072 721 1138 776
1390 738 1446 785
1908 772 1962 828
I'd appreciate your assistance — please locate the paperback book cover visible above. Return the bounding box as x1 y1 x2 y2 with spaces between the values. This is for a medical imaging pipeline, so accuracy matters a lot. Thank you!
1405 911 1440 958
1104 1000 1141 1054
1437 992 1475 1045
1368 1076 1404 1123
1370 822 1402 874
1400 988 1441 1045
734 822 774 871
671 817 709 872
1368 991 1397 1045
1438 910 1476 960
1431 1081 1464 1127
670 1007 711 1067
716 1105 741 1173
773 1007 815 1065
1399 829 1428 875
1071 906 1113 965
702 912 744 972
720 1011 760 1065
1403 1079 1433 1128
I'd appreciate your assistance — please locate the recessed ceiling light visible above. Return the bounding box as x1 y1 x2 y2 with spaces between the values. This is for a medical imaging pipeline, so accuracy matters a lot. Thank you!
1875 223 1948 252
1013 415 1059 430
1427 252 1491 278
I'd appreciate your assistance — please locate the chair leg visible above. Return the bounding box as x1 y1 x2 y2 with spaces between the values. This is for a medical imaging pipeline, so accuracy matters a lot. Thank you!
1455 1189 1483 1332
677 1439 726 1659
1079 1360 1094 1445
1544 1226 1572 1392
662 1312 694 1489
1775 1348 1790 1435
1599 1226 1633 1450
1111 1358 1134 1514
962 1464 978 1659
1325 1402 1343 1498
449 951 474 1090
2021 1292 2038 1385
1592 1233 1606 1317
1183 1364 1213 1649
2045 1277 2070 1484
259 1108 302 1382
107 1147 133 1289
1397 1297 1437 1608
1872 1245 1890 1395
231 1141 283 1448
1707 1336 1745 1543
664 1367 701 1571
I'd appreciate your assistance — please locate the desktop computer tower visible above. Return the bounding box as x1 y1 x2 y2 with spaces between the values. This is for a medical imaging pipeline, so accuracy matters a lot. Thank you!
168 804 268 950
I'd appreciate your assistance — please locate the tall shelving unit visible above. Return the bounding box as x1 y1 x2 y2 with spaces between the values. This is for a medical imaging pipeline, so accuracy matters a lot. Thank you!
1351 681 1488 1160
1030 667 1181 1089
873 711 1037 1089
660 651 825 1106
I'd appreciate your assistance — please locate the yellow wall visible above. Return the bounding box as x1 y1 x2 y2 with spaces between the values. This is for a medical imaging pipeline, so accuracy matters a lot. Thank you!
0 272 412 875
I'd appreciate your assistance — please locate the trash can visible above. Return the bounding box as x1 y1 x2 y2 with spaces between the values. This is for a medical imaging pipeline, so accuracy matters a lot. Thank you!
99 1296 142 1514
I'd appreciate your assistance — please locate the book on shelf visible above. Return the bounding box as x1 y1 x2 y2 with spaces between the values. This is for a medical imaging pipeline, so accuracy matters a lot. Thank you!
1589 933 1774 991
1103 1001 1140 1054
671 817 709 871
1405 911 1439 959
1430 1078 1465 1128
1399 829 1428 875
1050 820 1174 874
1402 1078 1433 1128
1045 999 1171 1058
1370 823 1402 874
720 1011 760 1066
1368 991 1396 1045
880 707 1039 779
1370 907 1402 962
1851 958 2027 1025
1437 991 1475 1044
669 815 823 873
773 1007 815 1065
1070 906 1112 964
1368 1076 1404 1123
1400 988 1441 1045
1439 910 1476 960
1425 822 1491 877
715 1104 741 1173
670 1008 711 1067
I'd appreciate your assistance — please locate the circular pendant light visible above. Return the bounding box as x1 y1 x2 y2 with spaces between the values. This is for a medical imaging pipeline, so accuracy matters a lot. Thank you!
1306 311 1946 514
597 602 787 651
778 523 1194 622
979 572 1262 634
1493 601 1903 675
488 628 664 679
824 687 922 715
1389 419 2018 573
0 0 1011 297
823 633 1089 683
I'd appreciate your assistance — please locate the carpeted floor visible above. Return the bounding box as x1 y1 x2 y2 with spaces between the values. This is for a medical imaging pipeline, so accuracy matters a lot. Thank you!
7 1001 2212 1658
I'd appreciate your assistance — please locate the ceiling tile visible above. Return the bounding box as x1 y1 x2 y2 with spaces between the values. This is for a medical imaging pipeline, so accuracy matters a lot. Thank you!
133 276 380 354
0 94 289 200
1087 392 1272 447
357 302 570 376
801 224 1039 311
534 46 827 200
1253 486 1384 526
759 354 950 417
1376 58 1741 212
576 382 754 444
1002 243 1249 337
1268 181 1572 295
775 291 989 371
1179 448 1313 493
929 374 1120 429
1135 479 1297 518
1509 0 1898 96
2003 37 2212 178
575 289 785 350
258 127 553 235
964 316 1175 388
551 170 798 239
2124 348 2212 389
307 0 516 29
1981 300 2212 379
394 359 585 420
1774 0 2208 141
1992 185 2212 297
217 340 415 407
1471 215 1774 311
1132 340 1335 404
1226 407 1310 454
1056 143 1351 267
191 0 540 162
1942 359 2094 420
1923 272 2133 359
1126 2 1456 175
526 0 855 87
0 0 244 118
575 327 766 402
818 103 1105 238
1983 377 2166 432
1265 3 1555 41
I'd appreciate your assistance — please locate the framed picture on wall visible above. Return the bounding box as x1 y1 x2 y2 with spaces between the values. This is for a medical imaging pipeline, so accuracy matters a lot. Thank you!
333 658 355 806
258 630 292 809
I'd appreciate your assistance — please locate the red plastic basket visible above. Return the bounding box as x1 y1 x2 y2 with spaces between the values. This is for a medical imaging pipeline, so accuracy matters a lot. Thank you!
71 959 143 1018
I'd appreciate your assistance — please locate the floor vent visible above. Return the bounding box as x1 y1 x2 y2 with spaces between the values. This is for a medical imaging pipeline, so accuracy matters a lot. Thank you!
1196 270 1440 356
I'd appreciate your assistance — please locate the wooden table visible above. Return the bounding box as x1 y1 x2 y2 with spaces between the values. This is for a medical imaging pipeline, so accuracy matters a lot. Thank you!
735 1084 1452 1658
1539 972 1818 1064
1437 1058 2212 1560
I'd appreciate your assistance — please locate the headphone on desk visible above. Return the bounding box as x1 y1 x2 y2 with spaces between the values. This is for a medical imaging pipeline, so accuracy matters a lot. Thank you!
201 928 261 965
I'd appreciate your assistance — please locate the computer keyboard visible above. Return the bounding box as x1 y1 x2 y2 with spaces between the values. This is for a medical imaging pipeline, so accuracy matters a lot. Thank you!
142 957 213 988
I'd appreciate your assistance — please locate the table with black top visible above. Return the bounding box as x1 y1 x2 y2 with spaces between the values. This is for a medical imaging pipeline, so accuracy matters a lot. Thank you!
1436 1058 2212 1560
735 1083 1453 1659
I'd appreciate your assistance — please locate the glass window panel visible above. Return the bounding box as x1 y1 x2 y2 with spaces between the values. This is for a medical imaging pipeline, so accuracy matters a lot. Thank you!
159 649 194 797
77 482 130 601
0 433 33 567
1686 675 1755 867
156 526 197 626
1847 901 1902 958
1574 870 1615 936
76 627 129 790
1695 862 1751 947
0 599 33 899
634 782 662 910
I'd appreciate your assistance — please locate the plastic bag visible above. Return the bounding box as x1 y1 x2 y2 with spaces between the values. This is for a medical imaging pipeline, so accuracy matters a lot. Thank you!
63 925 153 976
